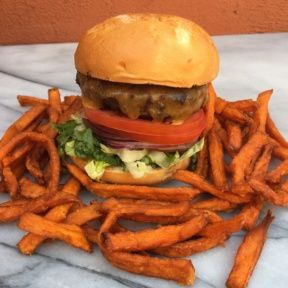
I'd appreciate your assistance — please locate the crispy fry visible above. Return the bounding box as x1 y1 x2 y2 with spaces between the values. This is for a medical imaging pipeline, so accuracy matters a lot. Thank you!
18 212 91 252
227 99 257 113
66 163 201 202
105 214 207 252
173 170 247 203
153 234 228 257
266 159 288 183
19 177 46 199
17 95 49 106
203 83 216 134
230 132 268 184
208 129 227 188
226 120 242 151
0 132 60 195
226 211 274 288
2 167 18 199
0 105 46 148
191 198 236 212
250 144 273 180
266 114 288 148
195 140 209 177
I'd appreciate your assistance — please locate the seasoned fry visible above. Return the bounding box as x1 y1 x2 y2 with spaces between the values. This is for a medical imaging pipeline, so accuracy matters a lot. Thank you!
230 132 268 184
266 114 288 148
195 140 209 177
0 132 60 195
19 177 46 199
104 214 207 252
250 144 273 180
191 197 236 212
208 129 227 188
0 105 46 148
266 159 288 183
226 211 274 288
226 120 242 151
173 170 247 203
203 83 216 134
2 167 18 199
17 95 49 107
66 163 201 202
18 212 91 252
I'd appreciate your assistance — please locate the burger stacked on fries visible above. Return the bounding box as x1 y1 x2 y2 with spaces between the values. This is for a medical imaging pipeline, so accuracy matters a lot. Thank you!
1 13 288 288
54 14 219 184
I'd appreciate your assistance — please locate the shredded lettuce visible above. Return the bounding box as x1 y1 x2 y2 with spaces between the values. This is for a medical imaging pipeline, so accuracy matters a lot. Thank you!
54 114 204 180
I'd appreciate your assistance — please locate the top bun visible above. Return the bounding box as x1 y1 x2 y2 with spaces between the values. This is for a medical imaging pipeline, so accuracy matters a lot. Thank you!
75 14 219 88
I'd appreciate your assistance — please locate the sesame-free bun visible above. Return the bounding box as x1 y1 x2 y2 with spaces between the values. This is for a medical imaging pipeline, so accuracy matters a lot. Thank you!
75 14 219 88
71 156 190 185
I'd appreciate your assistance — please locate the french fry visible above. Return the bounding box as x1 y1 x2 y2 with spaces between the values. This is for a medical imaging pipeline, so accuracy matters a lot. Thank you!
19 177 46 199
173 170 248 203
0 105 46 148
227 99 257 113
226 211 274 288
230 132 268 184
266 159 288 183
195 140 209 178
153 233 228 257
215 97 228 114
59 96 82 123
0 132 60 195
104 214 207 252
203 83 216 134
17 95 49 107
241 198 263 231
208 129 227 188
226 120 242 151
2 167 18 199
191 197 237 212
221 106 253 124
266 114 288 148
18 212 91 252
273 145 288 160
48 88 62 123
230 183 254 197
25 149 45 184
250 144 273 180
66 163 201 202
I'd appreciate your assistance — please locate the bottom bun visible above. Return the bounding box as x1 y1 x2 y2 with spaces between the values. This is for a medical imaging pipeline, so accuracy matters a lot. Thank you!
71 156 190 185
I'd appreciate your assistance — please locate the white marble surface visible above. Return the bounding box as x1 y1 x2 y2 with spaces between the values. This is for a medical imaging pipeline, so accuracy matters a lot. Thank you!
0 33 288 288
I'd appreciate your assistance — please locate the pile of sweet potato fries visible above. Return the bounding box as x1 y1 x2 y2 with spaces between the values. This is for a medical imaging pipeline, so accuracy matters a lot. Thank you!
0 85 287 287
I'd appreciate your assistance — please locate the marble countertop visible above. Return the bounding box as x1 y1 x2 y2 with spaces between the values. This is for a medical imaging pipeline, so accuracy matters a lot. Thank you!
0 32 288 288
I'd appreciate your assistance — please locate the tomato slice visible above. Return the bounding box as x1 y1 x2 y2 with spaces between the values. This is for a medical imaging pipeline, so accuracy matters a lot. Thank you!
84 107 206 145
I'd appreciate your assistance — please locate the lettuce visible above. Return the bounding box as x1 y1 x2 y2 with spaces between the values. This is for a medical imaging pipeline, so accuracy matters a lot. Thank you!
84 160 109 180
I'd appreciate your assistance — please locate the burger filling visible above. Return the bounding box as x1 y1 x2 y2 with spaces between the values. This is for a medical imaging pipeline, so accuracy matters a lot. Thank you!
54 115 204 180
76 72 208 122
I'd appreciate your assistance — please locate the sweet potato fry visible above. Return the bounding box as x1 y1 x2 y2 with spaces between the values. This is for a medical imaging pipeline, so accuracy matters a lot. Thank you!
0 181 6 193
203 83 216 134
105 214 207 252
66 163 201 202
0 105 46 148
230 183 254 197
62 95 78 110
230 132 268 184
104 250 195 285
227 99 257 113
191 197 237 212
226 211 274 288
59 96 82 123
273 145 288 160
266 114 288 148
173 170 247 203
19 177 46 199
48 88 62 123
226 120 242 152
241 198 263 231
250 144 273 180
221 106 253 124
153 233 228 257
2 167 18 199
280 180 288 192
25 149 45 184
215 97 228 114
195 140 209 177
0 132 60 195
249 179 288 206
17 95 49 107
18 212 91 252
208 129 227 188
266 159 288 184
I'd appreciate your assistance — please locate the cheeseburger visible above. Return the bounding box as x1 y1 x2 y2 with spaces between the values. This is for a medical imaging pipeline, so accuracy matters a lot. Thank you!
56 14 219 184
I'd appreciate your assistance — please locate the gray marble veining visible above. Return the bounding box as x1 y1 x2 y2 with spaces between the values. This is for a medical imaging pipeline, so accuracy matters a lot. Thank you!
0 32 288 287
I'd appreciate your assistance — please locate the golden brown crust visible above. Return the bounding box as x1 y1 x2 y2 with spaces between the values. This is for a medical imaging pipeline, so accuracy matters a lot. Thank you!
75 13 219 88
71 156 190 185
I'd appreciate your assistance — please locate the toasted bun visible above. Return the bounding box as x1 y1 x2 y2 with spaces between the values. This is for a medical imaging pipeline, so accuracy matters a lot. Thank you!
71 156 190 185
75 14 219 88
